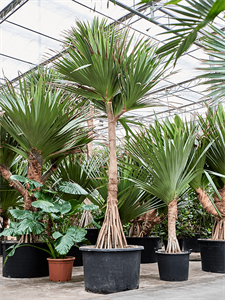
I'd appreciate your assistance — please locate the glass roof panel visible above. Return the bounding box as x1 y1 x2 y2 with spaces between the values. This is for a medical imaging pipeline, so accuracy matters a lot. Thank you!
0 0 224 134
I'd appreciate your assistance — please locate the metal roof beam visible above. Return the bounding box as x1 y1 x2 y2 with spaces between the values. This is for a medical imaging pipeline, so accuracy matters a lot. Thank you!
0 0 28 24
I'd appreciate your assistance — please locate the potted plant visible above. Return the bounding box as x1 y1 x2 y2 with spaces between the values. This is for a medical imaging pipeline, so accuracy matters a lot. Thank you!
81 151 164 264
54 17 170 293
155 193 214 252
0 178 97 281
0 67 92 214
126 116 206 281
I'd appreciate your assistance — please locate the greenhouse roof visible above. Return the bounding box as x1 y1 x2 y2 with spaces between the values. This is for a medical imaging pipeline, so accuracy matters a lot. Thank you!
1 0 225 139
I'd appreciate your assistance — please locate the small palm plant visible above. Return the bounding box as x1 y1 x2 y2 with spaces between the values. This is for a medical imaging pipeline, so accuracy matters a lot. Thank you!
126 117 203 253
54 17 169 249
197 104 225 239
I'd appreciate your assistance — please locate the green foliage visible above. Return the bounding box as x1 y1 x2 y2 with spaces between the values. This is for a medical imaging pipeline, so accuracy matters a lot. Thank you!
156 0 225 64
126 117 200 205
54 17 168 118
0 69 92 163
76 150 164 224
199 25 225 101
198 104 225 188
155 189 214 240
0 177 99 260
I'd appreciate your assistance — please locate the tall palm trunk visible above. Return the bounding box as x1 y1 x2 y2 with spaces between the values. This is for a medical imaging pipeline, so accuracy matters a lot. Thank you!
166 198 181 253
96 103 127 249
196 186 225 240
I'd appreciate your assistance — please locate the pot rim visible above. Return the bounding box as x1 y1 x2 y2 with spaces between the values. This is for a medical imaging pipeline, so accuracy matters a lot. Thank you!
47 256 75 261
198 238 225 242
126 236 160 239
155 250 191 255
2 241 48 245
79 245 144 252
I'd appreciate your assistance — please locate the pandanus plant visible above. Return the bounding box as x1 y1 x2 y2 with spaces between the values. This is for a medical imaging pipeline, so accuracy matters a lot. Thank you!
196 105 225 240
126 117 205 253
54 17 169 248
0 69 92 212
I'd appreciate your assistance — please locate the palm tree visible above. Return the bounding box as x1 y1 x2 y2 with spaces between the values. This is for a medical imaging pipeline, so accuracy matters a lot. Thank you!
197 104 225 239
54 17 169 249
0 69 92 211
126 117 202 253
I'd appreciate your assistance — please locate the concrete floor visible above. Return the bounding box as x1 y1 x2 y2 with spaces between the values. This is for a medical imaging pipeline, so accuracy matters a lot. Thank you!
1 253 225 300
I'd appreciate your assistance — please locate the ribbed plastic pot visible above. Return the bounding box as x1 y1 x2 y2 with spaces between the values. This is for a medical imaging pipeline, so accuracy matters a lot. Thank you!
199 239 225 273
80 245 144 294
156 250 191 281
126 236 159 263
47 256 75 282
183 235 200 252
2 241 49 278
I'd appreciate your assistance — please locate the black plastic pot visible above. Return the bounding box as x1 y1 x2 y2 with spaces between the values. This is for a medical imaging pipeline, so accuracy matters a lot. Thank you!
183 234 200 252
85 228 98 245
67 245 83 266
156 250 191 281
2 241 49 278
199 239 225 273
126 236 159 263
80 245 143 294
0 228 3 256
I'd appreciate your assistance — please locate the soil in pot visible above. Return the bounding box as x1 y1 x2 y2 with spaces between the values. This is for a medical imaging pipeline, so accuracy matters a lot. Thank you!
47 256 75 282
2 241 49 278
126 236 159 263
199 239 225 273
156 250 191 281
80 245 143 294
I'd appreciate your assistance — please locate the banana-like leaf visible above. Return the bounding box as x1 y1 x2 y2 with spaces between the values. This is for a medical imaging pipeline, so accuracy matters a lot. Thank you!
58 181 88 195
53 227 87 255
32 200 60 213
17 218 45 235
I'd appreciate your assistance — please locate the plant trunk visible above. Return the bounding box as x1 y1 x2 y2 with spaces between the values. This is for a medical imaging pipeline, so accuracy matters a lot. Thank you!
166 198 181 253
79 198 94 228
96 103 127 249
139 210 165 237
24 151 42 211
196 187 219 217
212 186 225 240
2 214 9 230
129 217 143 237
86 106 94 160
196 186 225 240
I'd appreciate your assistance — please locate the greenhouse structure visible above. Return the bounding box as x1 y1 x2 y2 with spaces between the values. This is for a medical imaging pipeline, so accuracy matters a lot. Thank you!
0 0 225 299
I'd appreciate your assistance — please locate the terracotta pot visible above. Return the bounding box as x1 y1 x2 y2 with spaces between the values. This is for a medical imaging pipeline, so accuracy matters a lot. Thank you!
47 256 75 282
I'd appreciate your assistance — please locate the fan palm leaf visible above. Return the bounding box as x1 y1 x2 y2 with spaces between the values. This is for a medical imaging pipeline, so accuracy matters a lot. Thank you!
156 0 225 63
0 76 92 163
